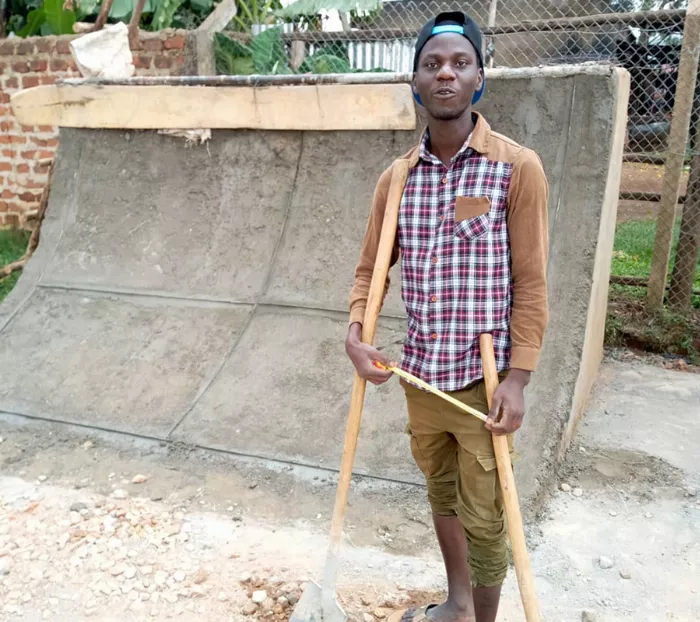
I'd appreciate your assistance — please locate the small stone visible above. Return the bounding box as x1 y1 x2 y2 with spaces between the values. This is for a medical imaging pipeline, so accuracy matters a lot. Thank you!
173 570 186 582
150 606 159 617
155 570 168 586
0 558 10 576
286 591 300 606
122 583 134 594
364 614 375 622
573 488 583 498
242 602 258 616
38 475 48 482
70 502 88 512
361 597 371 607
560 483 572 493
21 593 32 603
684 487 697 497
609 510 618 517
582 612 598 622
82 440 94 450
151 593 160 604
252 590 267 604
110 564 126 577
113 490 128 500
218 592 228 602
645 512 653 519
132 474 148 484
0 437 4 443
598 556 614 570
193 568 208 585
277 596 289 607
374 608 389 619
189 585 205 598
141 565 153 575
49 598 59 607
620 569 632 580
124 566 137 580
239 571 252 584
165 593 178 604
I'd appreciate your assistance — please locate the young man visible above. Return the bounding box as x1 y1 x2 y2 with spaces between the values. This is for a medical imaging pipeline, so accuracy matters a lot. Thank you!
345 12 549 622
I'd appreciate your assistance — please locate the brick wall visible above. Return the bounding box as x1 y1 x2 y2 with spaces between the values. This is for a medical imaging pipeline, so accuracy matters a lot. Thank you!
0 29 190 228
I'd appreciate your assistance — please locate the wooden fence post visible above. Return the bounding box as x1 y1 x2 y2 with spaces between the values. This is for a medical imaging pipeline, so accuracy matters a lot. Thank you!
187 0 238 76
648 0 700 308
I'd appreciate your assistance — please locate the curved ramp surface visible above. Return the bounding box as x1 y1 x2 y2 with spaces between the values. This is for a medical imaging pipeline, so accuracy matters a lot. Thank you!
0 68 629 503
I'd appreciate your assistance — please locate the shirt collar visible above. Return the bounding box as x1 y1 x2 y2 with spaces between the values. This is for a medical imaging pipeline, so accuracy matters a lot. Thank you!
416 111 491 165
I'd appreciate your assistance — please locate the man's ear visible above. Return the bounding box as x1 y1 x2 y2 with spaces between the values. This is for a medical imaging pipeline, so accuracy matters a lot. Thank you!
412 76 418 96
477 68 484 90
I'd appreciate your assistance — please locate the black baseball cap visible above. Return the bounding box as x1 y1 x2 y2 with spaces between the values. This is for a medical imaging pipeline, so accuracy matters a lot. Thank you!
412 11 486 105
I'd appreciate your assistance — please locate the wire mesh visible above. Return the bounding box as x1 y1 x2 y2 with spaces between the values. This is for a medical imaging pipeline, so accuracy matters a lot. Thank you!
217 0 699 311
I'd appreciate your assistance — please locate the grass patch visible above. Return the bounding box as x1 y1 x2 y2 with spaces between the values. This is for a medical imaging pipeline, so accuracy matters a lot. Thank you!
0 229 31 303
607 218 700 363
611 219 700 290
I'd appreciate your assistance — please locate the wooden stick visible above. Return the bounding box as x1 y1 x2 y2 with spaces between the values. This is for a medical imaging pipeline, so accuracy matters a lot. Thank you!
91 0 114 32
480 334 541 622
128 0 148 49
0 161 54 280
375 363 488 423
321 160 410 617
648 0 700 308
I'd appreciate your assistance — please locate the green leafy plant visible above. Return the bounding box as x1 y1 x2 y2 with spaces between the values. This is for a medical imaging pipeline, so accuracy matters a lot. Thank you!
230 0 282 32
18 0 76 36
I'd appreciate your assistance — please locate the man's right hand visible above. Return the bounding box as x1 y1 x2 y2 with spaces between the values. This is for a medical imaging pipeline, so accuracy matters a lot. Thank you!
345 322 394 385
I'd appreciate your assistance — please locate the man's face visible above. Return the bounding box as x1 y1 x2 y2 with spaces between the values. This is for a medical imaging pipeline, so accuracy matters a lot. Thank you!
413 33 483 121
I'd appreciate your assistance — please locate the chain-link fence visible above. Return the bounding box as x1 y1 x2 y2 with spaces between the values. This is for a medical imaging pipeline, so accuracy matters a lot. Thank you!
217 0 700 313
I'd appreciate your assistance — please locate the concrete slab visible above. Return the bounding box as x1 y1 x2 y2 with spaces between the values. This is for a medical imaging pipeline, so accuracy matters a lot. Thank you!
41 130 301 302
173 308 419 482
0 288 251 437
581 362 700 478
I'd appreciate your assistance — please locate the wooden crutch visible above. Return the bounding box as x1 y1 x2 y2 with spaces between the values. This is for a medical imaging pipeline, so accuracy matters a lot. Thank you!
291 160 410 622
480 333 541 622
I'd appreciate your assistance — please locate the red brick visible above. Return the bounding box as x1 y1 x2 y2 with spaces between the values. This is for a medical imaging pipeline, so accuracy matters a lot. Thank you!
0 93 9 104
0 40 15 55
40 76 57 86
4 213 20 227
0 106 8 116
164 35 185 50
38 125 54 133
31 137 59 148
0 63 5 75
134 56 152 69
142 39 164 51
30 59 48 72
21 150 37 160
154 56 172 69
2 149 13 157
20 124 35 132
12 62 30 74
35 38 54 54
50 59 70 72
16 41 35 55
0 121 13 132
19 191 41 202
17 163 30 174
22 76 41 89
21 179 46 190
9 136 26 145
4 76 19 90
8 201 27 213
38 150 54 159
56 40 71 54
0 201 7 213
0 162 11 171
1 189 15 199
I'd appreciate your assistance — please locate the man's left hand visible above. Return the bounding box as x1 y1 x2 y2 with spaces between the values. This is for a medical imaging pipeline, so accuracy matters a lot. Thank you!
485 369 530 436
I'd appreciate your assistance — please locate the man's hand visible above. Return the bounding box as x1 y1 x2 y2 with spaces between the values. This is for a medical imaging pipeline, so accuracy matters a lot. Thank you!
485 368 530 436
345 322 394 385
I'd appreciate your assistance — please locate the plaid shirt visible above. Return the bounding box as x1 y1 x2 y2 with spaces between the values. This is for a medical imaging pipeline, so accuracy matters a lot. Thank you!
397 129 513 391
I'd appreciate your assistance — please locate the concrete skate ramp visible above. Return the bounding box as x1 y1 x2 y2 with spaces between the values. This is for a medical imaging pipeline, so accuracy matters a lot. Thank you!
0 67 628 506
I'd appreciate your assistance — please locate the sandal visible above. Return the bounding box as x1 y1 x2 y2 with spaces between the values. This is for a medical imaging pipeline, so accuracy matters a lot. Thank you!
386 604 440 622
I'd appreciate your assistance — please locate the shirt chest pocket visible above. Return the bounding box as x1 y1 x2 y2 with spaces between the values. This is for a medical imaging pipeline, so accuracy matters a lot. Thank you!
454 196 490 240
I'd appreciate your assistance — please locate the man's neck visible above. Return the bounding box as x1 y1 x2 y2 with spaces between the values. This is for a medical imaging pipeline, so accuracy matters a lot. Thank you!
427 109 475 166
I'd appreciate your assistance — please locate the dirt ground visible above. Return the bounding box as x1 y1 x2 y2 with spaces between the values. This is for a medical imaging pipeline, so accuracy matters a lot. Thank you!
617 162 688 223
1 352 698 622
